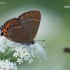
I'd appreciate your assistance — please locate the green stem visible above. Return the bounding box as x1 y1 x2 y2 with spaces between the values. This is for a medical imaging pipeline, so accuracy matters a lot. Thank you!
0 46 10 59
10 57 17 62
1 51 14 59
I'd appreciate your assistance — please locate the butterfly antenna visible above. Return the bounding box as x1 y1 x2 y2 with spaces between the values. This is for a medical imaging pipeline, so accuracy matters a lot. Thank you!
34 40 45 48
34 40 45 42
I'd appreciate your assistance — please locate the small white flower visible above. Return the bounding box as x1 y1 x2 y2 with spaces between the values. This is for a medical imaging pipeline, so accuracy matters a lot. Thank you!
17 58 23 64
0 46 5 53
29 58 33 64
13 52 19 58
0 59 17 70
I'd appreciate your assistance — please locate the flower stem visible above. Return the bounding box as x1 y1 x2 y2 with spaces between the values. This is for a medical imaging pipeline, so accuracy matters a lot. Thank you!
10 57 17 62
0 46 10 59
1 51 14 59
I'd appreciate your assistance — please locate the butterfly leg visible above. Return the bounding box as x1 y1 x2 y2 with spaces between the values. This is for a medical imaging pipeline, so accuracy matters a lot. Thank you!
21 41 30 46
31 40 35 44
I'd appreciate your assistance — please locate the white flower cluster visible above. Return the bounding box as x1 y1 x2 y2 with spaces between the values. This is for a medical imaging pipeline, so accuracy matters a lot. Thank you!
0 36 18 53
12 45 34 64
12 43 47 64
0 59 17 70
0 36 47 69
0 36 7 53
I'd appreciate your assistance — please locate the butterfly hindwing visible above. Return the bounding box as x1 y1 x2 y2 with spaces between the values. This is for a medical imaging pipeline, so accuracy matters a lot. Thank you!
3 18 28 43
18 11 41 43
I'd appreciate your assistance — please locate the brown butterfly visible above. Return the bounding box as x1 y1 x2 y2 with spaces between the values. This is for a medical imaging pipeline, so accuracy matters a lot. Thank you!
0 10 41 44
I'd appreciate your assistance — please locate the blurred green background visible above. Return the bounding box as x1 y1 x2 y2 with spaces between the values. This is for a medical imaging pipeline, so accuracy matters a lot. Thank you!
0 0 70 70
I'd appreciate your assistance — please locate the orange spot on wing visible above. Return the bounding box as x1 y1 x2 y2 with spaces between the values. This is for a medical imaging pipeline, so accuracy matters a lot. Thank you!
3 19 18 37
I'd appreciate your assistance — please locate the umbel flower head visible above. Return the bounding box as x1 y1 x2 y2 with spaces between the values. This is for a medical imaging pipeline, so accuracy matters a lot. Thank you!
0 59 17 70
0 36 47 70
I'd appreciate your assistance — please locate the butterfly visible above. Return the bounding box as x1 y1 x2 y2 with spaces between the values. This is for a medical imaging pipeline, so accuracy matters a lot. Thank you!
0 10 41 45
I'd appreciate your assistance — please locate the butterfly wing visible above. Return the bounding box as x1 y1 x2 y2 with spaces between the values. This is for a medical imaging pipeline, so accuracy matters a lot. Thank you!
3 18 28 43
18 11 41 43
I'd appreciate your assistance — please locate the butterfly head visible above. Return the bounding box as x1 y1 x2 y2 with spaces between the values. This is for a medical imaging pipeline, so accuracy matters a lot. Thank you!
0 25 3 36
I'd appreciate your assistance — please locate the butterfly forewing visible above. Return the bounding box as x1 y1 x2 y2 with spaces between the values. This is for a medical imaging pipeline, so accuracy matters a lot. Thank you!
18 11 41 43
